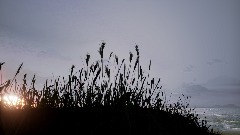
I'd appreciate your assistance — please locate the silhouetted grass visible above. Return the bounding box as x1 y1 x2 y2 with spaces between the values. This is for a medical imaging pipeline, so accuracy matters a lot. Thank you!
0 42 221 135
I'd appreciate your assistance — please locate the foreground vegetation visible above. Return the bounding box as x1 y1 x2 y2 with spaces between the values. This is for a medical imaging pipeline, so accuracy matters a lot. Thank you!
0 42 221 135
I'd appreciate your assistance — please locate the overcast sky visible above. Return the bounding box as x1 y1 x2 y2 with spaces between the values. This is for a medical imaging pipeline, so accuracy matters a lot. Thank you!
0 0 239 107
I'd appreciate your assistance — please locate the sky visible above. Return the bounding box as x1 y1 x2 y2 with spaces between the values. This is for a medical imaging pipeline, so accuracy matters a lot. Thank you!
0 0 240 107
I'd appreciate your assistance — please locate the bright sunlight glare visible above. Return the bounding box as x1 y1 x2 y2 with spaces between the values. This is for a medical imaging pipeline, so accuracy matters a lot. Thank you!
2 95 24 107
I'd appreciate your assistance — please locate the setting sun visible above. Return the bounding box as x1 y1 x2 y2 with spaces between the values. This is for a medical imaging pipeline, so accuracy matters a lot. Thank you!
2 95 24 107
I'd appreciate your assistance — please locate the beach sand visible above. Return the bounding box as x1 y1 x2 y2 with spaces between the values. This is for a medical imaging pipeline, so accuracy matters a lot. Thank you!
221 131 240 135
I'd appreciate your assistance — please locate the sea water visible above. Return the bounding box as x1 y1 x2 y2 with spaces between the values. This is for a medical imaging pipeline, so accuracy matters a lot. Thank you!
195 108 240 134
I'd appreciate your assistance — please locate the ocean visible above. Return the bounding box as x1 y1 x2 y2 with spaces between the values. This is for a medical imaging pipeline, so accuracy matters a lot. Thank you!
195 108 240 135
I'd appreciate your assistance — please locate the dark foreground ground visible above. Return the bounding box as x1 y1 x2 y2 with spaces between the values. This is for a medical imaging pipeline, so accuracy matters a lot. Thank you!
0 106 221 135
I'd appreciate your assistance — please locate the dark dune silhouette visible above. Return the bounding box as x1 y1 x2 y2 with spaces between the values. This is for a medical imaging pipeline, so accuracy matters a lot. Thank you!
0 42 221 135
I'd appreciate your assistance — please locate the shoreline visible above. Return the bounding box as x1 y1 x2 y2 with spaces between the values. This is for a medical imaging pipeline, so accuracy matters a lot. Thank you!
222 131 240 135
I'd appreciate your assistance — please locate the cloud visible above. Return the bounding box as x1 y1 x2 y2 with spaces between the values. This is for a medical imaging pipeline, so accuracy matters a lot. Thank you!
184 65 194 72
37 49 71 61
206 58 224 65
182 83 211 94
203 76 240 96
181 83 240 107
0 27 71 63
206 76 240 87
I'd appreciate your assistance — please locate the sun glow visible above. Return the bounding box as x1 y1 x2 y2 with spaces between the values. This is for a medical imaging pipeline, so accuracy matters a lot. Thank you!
1 95 24 107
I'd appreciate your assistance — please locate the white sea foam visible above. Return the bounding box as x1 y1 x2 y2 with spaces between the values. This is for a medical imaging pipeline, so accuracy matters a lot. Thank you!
195 107 240 133
232 128 240 131
214 114 223 117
